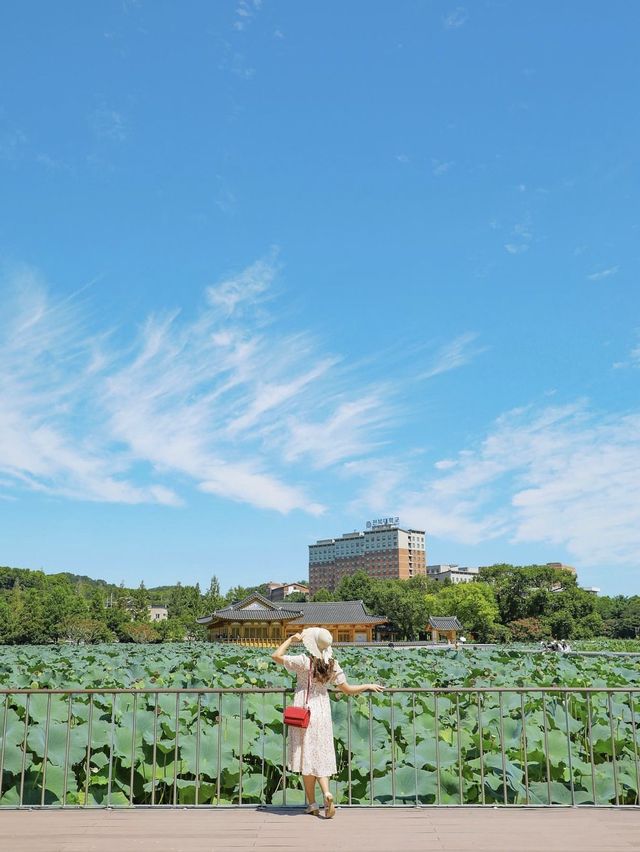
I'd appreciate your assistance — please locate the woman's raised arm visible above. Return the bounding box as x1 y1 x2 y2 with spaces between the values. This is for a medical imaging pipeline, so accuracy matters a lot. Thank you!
271 633 303 665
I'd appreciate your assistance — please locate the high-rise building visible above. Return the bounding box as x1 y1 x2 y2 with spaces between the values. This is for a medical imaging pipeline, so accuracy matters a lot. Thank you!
308 520 426 593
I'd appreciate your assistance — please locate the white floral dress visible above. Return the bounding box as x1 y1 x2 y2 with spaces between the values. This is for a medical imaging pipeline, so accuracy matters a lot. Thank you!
282 653 346 777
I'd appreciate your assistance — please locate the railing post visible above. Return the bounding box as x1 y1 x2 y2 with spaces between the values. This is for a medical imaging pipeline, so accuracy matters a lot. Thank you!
130 692 138 807
368 693 374 806
629 691 640 807
62 693 73 808
216 693 222 807
390 694 396 806
0 694 8 801
477 691 485 806
607 691 619 806
411 693 418 807
563 690 575 806
107 693 116 807
542 692 551 806
239 693 244 805
434 694 441 806
40 694 52 807
498 691 507 805
455 694 463 804
195 692 202 807
85 694 94 807
18 694 30 807
347 694 352 806
519 692 529 806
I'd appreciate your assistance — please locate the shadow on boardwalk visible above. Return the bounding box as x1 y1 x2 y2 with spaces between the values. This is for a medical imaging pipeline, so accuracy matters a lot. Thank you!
0 807 639 852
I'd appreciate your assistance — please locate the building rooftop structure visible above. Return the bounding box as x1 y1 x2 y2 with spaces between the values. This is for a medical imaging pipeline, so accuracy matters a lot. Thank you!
427 565 479 583
547 562 577 576
266 581 309 601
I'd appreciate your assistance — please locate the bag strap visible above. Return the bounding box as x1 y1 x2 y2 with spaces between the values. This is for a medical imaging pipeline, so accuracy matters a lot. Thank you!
304 658 313 707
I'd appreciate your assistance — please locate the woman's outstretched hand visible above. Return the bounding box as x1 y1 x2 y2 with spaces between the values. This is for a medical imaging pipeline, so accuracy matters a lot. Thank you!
366 684 384 692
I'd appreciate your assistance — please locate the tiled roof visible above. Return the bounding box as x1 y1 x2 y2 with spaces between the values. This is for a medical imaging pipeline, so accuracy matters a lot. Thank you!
198 599 387 626
429 616 463 630
198 608 302 623
216 592 277 612
286 601 386 625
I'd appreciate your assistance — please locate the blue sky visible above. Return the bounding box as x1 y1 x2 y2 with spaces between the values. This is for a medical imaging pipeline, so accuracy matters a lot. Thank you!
1 1 639 595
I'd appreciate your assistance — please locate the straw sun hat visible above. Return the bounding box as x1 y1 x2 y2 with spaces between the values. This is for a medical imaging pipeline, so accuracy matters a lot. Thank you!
301 627 334 664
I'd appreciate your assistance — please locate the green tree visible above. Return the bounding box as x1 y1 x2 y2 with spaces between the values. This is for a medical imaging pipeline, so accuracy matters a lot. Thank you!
202 575 224 614
334 571 376 605
547 611 575 639
507 617 550 642
62 617 115 644
429 583 499 642
372 580 428 640
312 588 335 602
41 581 88 642
123 622 160 643
573 611 605 638
129 582 150 622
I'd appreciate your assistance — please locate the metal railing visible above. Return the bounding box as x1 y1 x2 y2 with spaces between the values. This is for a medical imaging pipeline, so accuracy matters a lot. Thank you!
0 687 638 808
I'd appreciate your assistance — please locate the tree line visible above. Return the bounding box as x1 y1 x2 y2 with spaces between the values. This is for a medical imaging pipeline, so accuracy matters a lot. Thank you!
0 563 638 644
316 564 640 642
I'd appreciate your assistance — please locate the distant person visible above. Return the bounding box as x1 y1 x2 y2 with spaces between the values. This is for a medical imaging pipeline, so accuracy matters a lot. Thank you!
271 627 383 819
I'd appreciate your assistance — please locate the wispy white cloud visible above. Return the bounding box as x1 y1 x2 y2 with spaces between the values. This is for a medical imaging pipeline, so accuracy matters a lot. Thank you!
0 257 407 516
504 243 528 255
420 332 486 379
587 265 619 281
206 254 276 316
612 330 640 370
234 0 262 31
443 7 468 29
395 402 640 566
0 266 175 506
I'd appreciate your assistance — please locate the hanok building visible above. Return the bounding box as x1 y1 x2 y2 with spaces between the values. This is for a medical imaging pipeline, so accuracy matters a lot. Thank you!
197 592 387 644
429 615 464 644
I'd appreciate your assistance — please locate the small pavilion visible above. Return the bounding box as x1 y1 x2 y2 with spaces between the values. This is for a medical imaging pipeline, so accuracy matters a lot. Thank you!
429 615 464 644
197 592 387 644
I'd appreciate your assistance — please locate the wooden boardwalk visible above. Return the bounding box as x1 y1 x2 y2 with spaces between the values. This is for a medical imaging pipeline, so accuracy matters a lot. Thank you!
1 807 640 852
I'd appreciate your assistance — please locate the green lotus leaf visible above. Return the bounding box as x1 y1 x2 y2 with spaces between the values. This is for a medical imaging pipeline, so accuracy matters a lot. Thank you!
177 727 219 777
26 722 86 767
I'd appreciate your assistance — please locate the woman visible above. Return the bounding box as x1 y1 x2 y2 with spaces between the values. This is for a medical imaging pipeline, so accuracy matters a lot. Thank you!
271 627 383 819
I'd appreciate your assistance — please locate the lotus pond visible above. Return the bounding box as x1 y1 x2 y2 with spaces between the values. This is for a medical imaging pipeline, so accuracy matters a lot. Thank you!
1 644 639 807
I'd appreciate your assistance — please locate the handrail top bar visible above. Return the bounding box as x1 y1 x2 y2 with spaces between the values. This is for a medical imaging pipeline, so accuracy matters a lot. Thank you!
1 686 639 695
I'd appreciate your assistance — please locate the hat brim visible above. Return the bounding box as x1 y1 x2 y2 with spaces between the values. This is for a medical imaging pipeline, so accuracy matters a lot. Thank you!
301 628 333 663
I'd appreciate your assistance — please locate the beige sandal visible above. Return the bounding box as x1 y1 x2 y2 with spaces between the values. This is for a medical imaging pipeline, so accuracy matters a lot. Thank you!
305 802 319 816
324 793 335 819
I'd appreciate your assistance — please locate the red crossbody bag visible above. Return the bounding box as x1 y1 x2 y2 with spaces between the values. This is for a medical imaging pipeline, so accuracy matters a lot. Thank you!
283 661 312 728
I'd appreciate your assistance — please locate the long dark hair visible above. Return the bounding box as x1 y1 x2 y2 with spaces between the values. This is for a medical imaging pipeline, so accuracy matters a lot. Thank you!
311 656 335 684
